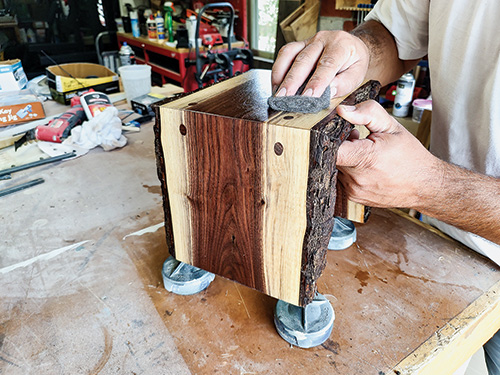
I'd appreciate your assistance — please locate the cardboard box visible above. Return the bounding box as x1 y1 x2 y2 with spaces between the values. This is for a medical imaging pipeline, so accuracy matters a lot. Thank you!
0 59 28 92
46 63 119 105
0 89 45 127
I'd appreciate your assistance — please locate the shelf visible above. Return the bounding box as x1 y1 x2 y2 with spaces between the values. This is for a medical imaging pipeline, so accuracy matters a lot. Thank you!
116 32 248 91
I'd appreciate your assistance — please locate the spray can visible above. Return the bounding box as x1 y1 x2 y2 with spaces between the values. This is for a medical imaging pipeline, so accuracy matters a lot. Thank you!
392 73 416 117
147 15 157 40
156 12 165 41
119 42 136 66
164 2 174 42
130 10 140 38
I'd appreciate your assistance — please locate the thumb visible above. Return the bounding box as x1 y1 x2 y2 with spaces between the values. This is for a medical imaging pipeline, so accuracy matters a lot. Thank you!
337 100 401 134
337 138 372 167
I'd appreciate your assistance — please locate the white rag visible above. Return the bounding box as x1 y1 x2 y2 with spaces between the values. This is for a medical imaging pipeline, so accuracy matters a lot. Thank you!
64 107 127 151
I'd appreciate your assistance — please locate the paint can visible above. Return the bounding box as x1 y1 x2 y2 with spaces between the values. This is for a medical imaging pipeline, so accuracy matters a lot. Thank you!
392 73 415 117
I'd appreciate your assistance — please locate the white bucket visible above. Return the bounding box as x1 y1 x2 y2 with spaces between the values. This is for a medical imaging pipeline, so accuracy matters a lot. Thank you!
118 65 152 105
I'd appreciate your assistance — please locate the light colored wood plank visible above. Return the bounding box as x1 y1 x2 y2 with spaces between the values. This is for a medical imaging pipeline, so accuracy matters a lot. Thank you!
280 1 320 43
346 123 370 223
261 123 310 303
160 107 193 264
394 279 500 374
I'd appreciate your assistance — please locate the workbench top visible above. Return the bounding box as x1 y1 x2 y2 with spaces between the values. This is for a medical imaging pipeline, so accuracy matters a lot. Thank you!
1 104 499 374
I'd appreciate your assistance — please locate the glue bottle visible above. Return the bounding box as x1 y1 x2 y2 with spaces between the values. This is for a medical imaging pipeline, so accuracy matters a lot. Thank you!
164 2 174 42
156 12 165 41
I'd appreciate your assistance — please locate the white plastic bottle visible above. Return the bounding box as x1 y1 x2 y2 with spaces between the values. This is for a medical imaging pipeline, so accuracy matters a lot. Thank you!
156 12 165 41
119 42 136 66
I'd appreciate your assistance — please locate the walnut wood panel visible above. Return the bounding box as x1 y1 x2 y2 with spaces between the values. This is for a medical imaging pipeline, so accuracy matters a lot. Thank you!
156 70 380 306
183 111 265 290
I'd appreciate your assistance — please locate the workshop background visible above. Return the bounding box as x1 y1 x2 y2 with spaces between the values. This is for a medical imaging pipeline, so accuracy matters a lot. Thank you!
0 0 495 374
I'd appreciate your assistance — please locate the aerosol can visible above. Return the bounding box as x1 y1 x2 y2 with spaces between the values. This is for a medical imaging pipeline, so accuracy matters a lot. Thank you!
392 73 415 117
119 42 135 66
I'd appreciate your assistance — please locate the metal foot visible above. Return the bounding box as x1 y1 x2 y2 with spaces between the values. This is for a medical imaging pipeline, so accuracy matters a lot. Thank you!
274 293 335 348
328 217 356 250
162 256 215 295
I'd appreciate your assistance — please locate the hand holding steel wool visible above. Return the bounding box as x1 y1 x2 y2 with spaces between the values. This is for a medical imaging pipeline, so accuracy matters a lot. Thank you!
269 19 500 247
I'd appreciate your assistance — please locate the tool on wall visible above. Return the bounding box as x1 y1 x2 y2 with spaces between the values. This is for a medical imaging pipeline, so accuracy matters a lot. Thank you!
185 2 253 90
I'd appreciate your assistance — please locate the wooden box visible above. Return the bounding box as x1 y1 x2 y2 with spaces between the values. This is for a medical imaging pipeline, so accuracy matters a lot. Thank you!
155 70 379 306
280 0 320 43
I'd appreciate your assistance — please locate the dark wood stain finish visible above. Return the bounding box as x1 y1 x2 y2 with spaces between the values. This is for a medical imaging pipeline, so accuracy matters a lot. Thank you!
184 111 265 291
185 75 278 122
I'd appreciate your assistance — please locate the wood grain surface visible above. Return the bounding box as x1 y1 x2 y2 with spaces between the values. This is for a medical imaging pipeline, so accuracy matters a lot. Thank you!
156 70 380 306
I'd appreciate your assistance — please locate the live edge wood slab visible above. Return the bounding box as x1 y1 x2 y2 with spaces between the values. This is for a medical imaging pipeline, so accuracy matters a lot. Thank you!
154 70 380 306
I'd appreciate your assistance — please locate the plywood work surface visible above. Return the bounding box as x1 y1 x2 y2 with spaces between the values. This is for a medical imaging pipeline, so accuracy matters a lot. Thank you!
124 209 500 375
1 106 500 374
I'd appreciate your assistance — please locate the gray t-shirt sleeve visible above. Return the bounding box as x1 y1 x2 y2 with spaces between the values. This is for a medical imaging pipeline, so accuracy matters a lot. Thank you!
365 0 430 60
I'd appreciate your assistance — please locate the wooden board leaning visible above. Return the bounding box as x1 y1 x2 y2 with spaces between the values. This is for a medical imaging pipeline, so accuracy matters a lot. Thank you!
154 70 380 306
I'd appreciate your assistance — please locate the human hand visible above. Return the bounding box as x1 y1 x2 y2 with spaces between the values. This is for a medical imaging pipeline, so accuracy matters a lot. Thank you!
271 30 370 99
336 100 441 209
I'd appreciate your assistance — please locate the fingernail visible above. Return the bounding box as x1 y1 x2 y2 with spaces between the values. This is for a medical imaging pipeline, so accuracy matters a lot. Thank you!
330 86 337 97
276 87 286 97
302 88 313 97
272 85 277 95
339 105 356 112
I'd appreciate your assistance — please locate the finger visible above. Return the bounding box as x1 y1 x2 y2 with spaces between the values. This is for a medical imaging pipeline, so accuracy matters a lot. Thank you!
336 169 357 201
304 41 365 98
337 100 401 134
277 39 327 96
301 45 348 98
347 128 360 141
271 41 307 93
329 62 367 98
336 138 373 167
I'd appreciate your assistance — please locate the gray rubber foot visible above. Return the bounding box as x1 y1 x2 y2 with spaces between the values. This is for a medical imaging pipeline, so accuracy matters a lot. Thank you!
274 293 335 348
328 217 357 250
162 256 215 295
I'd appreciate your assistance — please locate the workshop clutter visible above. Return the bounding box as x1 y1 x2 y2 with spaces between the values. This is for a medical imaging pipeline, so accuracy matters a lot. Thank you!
118 1 252 91
0 59 28 92
118 65 152 105
64 106 127 152
0 89 45 127
46 63 119 105
35 90 127 152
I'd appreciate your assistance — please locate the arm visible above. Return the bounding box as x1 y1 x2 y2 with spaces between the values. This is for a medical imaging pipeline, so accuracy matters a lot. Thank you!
351 21 419 86
271 21 419 99
336 101 500 245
